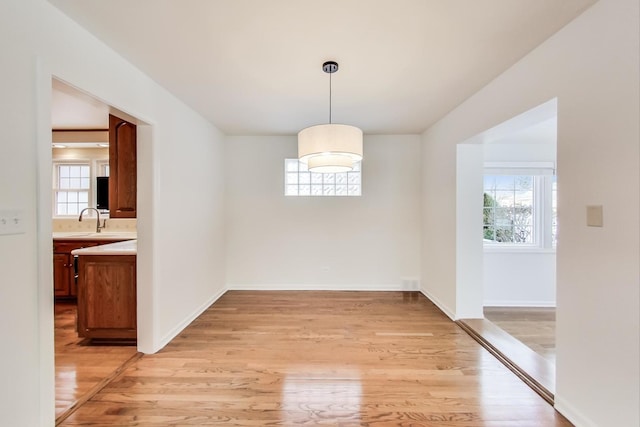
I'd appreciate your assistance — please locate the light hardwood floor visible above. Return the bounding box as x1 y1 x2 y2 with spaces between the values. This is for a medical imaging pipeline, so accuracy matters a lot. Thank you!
55 301 139 422
484 307 556 364
60 291 572 426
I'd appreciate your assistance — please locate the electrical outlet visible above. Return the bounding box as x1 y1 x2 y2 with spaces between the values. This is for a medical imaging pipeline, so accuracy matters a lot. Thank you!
0 210 26 235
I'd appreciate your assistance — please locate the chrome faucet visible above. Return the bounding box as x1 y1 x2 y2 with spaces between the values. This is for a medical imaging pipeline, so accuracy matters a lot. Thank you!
79 208 103 233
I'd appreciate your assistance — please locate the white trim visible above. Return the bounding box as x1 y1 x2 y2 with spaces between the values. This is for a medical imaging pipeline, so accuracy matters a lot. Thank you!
419 288 456 320
155 286 228 352
483 246 556 254
227 283 405 291
484 300 556 308
484 161 555 175
554 396 598 427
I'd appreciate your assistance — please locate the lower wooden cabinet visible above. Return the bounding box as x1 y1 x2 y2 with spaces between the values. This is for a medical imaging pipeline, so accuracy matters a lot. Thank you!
53 253 73 297
53 239 128 298
76 254 136 340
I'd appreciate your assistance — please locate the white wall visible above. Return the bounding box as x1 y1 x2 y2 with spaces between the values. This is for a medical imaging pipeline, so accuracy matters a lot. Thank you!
421 0 639 425
0 1 226 425
225 135 421 290
483 251 556 306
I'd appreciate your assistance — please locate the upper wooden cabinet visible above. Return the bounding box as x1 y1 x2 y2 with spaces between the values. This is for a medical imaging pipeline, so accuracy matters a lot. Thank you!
109 114 137 218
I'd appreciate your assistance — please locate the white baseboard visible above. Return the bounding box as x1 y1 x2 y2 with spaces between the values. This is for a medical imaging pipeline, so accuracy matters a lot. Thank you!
484 300 556 308
227 283 406 291
420 288 456 320
554 396 598 427
156 286 228 351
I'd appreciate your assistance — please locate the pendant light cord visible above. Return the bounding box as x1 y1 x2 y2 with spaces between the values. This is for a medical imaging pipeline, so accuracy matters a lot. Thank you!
328 70 332 124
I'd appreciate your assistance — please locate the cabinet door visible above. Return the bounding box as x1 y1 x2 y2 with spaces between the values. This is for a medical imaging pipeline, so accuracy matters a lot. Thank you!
77 255 136 339
109 114 137 218
53 253 71 297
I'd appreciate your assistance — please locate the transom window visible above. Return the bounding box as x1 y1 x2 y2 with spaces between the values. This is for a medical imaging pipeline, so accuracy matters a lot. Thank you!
284 158 361 197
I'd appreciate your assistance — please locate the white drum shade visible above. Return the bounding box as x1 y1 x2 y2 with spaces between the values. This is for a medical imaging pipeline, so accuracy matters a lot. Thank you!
298 124 363 172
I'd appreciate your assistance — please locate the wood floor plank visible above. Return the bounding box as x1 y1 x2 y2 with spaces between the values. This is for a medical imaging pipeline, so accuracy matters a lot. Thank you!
484 307 556 364
60 291 572 426
55 301 139 423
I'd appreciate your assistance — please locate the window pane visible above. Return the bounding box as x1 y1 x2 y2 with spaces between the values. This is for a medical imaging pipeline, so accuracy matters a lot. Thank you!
70 166 81 178
80 178 90 189
495 191 514 206
59 166 70 178
483 207 494 226
348 185 360 196
348 173 359 185
81 166 90 177
67 204 78 215
495 228 514 242
483 176 497 190
515 176 533 190
323 185 335 196
57 192 67 203
514 225 533 243
285 185 298 196
78 191 88 203
299 173 310 185
70 178 81 189
336 185 347 196
57 204 67 215
286 159 299 172
59 177 70 189
324 174 335 184
483 226 495 241
286 173 298 185
494 175 515 190
336 173 347 185
311 173 323 184
299 185 310 196
311 185 322 196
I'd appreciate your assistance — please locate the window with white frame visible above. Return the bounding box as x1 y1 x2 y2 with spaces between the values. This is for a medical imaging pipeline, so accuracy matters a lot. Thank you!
284 158 361 196
483 165 556 248
54 163 90 216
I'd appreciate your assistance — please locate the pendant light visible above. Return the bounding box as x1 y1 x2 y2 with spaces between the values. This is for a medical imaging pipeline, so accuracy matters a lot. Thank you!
298 61 363 173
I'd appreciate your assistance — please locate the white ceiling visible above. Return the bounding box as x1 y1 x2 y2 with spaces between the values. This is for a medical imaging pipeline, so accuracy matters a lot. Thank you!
52 79 110 130
48 0 596 135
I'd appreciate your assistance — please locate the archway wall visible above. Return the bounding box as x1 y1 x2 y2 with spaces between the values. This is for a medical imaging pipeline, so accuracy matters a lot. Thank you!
419 0 639 425
0 1 227 426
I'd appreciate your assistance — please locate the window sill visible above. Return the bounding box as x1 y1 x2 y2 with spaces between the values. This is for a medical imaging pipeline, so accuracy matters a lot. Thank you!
483 246 556 254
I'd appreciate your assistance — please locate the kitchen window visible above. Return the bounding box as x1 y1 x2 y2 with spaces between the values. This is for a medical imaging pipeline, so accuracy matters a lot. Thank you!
53 163 90 216
284 158 361 196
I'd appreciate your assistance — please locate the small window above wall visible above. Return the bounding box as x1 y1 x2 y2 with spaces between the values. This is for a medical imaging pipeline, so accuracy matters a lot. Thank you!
284 158 361 197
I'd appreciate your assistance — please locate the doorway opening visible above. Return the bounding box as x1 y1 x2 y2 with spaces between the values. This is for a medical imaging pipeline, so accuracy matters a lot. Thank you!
49 78 145 424
456 99 558 402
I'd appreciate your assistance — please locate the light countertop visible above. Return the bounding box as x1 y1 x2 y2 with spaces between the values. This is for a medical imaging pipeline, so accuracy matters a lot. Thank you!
72 239 137 256
53 231 137 241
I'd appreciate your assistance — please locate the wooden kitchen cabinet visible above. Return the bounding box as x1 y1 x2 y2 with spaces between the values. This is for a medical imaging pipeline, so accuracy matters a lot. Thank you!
76 255 136 341
53 239 129 298
53 241 99 298
109 114 137 218
53 253 72 297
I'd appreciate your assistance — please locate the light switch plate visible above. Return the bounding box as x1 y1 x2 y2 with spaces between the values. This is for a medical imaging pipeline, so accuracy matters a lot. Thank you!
586 205 603 227
0 210 26 235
